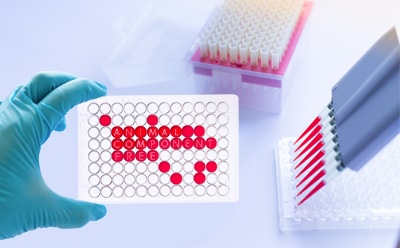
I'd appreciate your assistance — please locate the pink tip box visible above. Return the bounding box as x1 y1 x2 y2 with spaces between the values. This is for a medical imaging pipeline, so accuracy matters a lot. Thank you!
190 0 313 112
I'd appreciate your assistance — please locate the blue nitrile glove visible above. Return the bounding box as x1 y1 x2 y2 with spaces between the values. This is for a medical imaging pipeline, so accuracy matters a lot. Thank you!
0 72 107 239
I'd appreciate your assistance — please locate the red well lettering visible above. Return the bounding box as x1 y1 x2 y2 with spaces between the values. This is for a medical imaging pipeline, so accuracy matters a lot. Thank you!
159 126 170 138
147 138 158 149
136 150 146 162
124 151 135 162
135 126 146 138
183 138 193 149
171 126 182 137
112 139 124 150
160 138 170 149
112 126 123 139
194 137 205 149
124 138 135 150
135 138 147 149
147 127 158 137
147 150 159 161
124 126 134 138
206 137 217 149
171 138 182 149
112 151 123 162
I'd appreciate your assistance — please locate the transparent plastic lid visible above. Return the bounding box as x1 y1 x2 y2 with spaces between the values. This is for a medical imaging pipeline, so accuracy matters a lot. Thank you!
104 0 218 87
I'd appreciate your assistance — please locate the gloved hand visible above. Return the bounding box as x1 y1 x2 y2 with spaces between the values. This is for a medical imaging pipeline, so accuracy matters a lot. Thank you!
0 72 107 239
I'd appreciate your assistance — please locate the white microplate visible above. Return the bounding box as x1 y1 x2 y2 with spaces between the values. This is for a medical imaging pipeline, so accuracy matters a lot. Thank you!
78 95 239 203
275 136 400 230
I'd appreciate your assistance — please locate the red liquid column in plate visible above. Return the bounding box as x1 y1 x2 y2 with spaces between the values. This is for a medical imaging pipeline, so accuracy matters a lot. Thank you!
99 113 220 186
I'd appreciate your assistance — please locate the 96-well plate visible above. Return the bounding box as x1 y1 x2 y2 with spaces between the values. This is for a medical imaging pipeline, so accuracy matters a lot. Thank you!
78 95 239 203
275 136 400 230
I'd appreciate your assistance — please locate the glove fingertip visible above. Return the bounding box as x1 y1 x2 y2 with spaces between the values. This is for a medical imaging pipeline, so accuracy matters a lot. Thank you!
94 81 107 92
47 195 107 229
54 117 67 131
89 203 107 221
89 81 107 100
